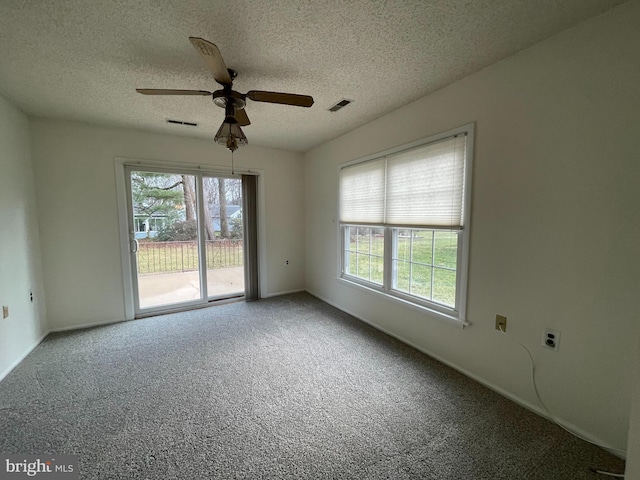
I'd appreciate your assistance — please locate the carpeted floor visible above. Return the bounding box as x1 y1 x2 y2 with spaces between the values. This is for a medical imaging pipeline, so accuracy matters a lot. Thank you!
0 293 625 479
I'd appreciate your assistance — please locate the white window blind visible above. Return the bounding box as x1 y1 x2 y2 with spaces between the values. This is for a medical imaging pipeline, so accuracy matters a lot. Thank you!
339 134 467 228
339 157 386 224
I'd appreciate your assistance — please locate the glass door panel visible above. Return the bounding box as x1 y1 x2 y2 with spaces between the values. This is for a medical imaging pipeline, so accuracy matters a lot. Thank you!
202 176 244 298
130 171 202 310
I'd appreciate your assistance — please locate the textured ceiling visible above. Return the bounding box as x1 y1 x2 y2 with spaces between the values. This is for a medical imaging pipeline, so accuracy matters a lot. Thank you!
0 0 628 152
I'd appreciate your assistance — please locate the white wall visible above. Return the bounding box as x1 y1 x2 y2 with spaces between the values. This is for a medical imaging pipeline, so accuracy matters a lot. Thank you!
30 120 305 330
304 0 640 453
0 96 47 379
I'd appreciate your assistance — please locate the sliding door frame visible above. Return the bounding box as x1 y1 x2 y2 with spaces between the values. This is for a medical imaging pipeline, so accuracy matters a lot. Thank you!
114 157 266 320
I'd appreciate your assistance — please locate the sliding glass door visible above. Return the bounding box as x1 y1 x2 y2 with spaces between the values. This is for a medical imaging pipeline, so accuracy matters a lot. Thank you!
125 167 245 314
202 175 244 298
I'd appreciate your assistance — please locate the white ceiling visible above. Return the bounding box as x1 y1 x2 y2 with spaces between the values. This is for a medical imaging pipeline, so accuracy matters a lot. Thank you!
0 0 627 152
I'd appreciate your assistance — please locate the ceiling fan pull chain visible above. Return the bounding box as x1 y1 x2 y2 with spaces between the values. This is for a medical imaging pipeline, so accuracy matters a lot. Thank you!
231 149 235 175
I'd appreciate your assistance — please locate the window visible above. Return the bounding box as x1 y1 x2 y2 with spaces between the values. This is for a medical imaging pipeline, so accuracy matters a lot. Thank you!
343 226 384 285
339 125 473 321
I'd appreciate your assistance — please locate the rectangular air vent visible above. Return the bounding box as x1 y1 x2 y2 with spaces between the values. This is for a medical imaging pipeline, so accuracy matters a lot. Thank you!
166 119 198 127
328 99 353 113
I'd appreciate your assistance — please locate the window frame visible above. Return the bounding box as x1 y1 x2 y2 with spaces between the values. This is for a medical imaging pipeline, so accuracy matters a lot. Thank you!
337 124 474 325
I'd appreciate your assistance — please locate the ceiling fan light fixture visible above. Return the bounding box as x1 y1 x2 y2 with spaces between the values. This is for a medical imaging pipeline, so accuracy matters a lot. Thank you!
215 122 248 152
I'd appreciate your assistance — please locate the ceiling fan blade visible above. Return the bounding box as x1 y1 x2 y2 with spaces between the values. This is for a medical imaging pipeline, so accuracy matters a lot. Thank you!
246 91 314 107
136 89 211 96
235 108 251 127
188 37 232 85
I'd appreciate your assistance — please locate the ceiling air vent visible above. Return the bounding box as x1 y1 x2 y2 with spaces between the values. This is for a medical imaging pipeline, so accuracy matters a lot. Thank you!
166 119 199 127
328 99 353 113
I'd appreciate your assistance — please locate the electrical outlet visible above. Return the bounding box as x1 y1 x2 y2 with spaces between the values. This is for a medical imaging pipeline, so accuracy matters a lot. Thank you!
2 306 8 319
285 260 289 265
541 328 560 351
495 315 507 332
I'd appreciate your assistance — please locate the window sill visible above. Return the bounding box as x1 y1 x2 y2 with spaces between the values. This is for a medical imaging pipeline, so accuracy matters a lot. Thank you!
336 276 470 329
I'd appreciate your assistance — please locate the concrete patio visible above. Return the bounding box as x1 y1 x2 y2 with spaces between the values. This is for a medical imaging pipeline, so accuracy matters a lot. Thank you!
138 266 244 309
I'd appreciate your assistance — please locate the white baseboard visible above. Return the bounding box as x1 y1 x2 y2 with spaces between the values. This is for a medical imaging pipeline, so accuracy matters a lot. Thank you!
304 288 626 459
49 317 129 333
262 288 305 298
0 331 49 383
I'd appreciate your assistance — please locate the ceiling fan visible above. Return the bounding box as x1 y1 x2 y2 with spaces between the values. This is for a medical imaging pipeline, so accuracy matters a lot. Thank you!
136 37 314 151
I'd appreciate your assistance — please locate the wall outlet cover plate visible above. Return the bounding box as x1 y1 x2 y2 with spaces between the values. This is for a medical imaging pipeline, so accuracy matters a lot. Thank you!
541 328 561 351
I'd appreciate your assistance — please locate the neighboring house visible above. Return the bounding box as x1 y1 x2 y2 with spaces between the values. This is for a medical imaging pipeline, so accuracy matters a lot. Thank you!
133 214 167 239
133 205 241 238
211 205 241 232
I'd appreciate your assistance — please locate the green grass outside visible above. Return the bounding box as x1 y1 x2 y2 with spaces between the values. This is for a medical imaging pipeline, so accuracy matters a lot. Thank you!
347 228 458 307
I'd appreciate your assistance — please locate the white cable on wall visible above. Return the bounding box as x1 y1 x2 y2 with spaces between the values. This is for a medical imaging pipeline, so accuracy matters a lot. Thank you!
498 326 626 477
